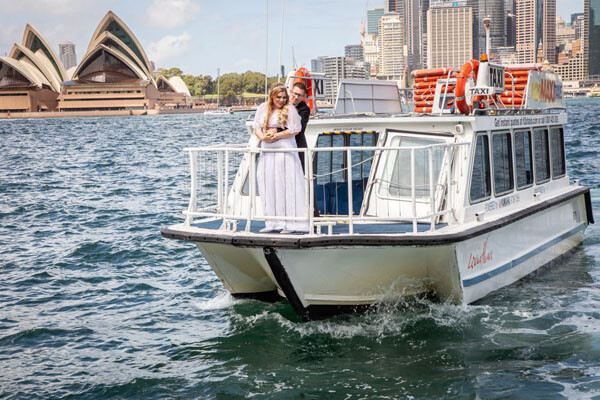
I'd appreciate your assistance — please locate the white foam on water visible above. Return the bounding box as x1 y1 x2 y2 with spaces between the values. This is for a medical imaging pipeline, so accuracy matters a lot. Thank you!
532 363 600 400
195 291 236 310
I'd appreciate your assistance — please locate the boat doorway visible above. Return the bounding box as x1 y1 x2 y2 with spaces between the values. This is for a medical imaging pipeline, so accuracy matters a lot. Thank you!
313 130 379 215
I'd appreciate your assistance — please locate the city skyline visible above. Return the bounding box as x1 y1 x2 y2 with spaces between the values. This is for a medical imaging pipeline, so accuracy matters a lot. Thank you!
0 0 584 77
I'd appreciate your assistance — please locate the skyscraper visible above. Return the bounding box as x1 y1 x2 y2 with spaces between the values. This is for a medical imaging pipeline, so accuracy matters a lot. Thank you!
405 0 422 69
515 0 556 64
584 0 600 81
385 0 399 13
378 13 406 82
428 1 474 68
367 7 385 36
58 41 77 70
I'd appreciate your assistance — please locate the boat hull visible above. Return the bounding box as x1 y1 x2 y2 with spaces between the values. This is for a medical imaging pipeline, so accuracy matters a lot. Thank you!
162 188 591 320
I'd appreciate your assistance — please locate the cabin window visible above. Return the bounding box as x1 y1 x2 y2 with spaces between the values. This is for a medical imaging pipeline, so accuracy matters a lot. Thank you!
492 132 514 195
514 130 534 189
533 128 550 183
470 134 491 203
380 135 445 198
550 127 566 178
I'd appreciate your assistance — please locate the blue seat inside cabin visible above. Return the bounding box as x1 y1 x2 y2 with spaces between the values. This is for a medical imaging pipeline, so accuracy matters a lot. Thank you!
315 178 368 215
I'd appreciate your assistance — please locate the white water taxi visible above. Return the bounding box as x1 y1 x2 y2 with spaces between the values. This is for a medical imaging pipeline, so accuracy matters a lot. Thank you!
162 57 593 320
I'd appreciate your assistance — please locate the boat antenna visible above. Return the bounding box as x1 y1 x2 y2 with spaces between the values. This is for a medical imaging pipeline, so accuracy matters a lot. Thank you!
277 0 285 83
265 0 269 101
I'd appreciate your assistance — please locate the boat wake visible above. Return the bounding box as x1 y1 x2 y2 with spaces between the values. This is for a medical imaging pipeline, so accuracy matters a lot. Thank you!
195 291 236 311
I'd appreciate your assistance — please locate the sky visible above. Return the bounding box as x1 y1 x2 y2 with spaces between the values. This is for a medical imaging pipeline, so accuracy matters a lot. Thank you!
0 0 584 78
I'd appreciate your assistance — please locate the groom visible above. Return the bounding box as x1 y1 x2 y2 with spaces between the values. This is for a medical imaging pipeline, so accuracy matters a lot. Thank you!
289 81 320 217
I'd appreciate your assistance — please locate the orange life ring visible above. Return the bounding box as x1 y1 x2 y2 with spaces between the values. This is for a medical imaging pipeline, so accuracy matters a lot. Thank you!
294 67 314 112
455 59 480 115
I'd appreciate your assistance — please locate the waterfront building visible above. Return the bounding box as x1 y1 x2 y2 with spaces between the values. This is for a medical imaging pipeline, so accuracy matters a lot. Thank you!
555 38 584 83
362 33 380 76
156 75 191 108
59 41 77 70
516 0 556 64
584 0 600 82
427 3 473 69
378 13 406 83
367 7 385 36
345 44 364 61
57 11 161 111
0 24 66 112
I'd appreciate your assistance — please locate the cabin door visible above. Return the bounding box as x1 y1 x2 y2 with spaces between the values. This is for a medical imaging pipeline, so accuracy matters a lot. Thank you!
313 131 378 216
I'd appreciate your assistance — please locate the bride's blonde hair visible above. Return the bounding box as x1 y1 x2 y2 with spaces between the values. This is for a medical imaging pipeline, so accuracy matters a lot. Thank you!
262 85 289 132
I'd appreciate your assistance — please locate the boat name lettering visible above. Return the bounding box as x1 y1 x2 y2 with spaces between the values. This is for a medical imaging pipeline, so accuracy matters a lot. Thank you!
485 194 519 212
493 115 559 128
467 239 493 270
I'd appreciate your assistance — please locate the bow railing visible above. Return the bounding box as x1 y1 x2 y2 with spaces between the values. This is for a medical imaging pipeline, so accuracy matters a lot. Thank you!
181 141 470 235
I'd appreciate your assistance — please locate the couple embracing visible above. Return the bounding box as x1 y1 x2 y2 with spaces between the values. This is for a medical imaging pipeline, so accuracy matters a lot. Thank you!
253 82 311 234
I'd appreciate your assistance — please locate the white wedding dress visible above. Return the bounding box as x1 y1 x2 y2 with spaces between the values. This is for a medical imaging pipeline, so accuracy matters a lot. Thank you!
253 103 309 232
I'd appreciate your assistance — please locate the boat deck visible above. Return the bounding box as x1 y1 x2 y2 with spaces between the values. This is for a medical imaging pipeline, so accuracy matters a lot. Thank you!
191 218 447 235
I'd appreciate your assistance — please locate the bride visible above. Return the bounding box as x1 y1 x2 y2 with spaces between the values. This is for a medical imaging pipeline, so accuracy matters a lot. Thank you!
253 85 309 233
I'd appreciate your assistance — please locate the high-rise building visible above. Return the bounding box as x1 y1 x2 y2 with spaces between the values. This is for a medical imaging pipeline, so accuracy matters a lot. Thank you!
542 0 556 63
506 12 517 46
321 56 369 101
477 0 505 54
385 0 399 13
345 44 364 61
367 7 385 36
516 0 556 64
427 2 474 69
584 0 600 81
378 13 406 82
420 0 430 68
311 58 324 73
362 33 380 76
405 0 422 69
572 13 585 40
58 41 77 70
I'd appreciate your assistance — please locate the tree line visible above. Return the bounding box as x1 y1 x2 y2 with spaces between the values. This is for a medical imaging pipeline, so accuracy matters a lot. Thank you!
157 68 280 104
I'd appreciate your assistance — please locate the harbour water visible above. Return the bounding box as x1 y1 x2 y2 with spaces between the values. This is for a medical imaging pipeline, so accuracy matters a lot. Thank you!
1 99 600 399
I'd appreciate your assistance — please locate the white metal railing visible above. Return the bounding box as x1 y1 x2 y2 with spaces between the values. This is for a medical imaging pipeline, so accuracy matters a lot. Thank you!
181 141 470 235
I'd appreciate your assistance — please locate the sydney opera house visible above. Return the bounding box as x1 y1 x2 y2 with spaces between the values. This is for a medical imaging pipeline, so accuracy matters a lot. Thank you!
0 11 190 114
